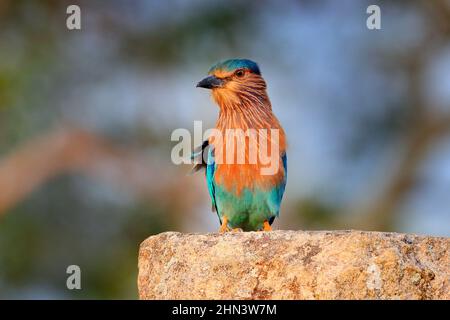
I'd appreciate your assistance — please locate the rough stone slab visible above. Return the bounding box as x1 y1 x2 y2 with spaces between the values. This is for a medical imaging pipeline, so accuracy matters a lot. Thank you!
138 230 449 299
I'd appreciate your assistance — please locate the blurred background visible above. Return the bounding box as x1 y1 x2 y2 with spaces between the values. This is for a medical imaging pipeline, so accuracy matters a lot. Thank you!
0 0 449 299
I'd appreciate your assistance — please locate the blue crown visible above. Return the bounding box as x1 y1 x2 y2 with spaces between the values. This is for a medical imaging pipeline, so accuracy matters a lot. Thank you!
208 59 261 75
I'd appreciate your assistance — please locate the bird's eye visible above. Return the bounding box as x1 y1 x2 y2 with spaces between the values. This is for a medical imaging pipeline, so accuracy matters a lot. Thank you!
235 69 245 77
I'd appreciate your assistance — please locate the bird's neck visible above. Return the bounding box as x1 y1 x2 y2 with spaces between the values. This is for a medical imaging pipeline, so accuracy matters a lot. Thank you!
215 94 280 131
212 94 287 194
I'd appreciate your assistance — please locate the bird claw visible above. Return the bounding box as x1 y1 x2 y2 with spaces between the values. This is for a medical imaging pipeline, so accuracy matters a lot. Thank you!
218 216 230 233
219 225 230 233
262 220 272 231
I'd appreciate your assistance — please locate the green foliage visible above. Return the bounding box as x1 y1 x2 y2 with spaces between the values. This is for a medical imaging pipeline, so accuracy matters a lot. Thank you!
294 198 338 230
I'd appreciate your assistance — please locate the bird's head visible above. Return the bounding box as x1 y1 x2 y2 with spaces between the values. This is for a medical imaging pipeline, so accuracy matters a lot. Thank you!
197 58 268 109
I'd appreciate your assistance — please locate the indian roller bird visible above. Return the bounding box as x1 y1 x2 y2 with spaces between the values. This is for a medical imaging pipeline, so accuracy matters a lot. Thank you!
193 58 287 232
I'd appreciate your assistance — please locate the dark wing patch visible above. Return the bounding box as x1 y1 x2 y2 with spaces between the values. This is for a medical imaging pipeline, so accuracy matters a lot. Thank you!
190 140 209 174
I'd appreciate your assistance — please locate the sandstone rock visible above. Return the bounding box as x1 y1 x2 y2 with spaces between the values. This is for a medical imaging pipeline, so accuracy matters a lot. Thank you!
138 230 449 299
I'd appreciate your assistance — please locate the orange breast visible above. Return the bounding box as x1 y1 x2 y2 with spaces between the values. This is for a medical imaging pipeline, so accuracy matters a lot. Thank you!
211 126 286 195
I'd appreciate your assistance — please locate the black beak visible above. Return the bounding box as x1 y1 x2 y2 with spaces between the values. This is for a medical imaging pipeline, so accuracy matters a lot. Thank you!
196 75 223 89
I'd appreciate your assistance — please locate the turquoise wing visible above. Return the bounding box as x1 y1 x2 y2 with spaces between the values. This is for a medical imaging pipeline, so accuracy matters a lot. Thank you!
191 140 218 216
206 146 218 215
279 152 288 207
267 152 287 218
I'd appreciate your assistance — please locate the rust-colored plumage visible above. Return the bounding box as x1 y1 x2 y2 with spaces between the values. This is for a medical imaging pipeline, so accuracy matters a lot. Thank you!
195 58 287 231
209 67 286 195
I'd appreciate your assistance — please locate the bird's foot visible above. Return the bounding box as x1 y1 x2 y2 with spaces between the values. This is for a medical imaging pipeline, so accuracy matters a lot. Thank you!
218 216 230 233
262 220 272 231
231 228 243 233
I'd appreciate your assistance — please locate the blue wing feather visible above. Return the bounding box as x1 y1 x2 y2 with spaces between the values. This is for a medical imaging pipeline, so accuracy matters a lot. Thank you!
267 152 287 218
280 152 287 200
206 146 220 221
191 140 220 221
